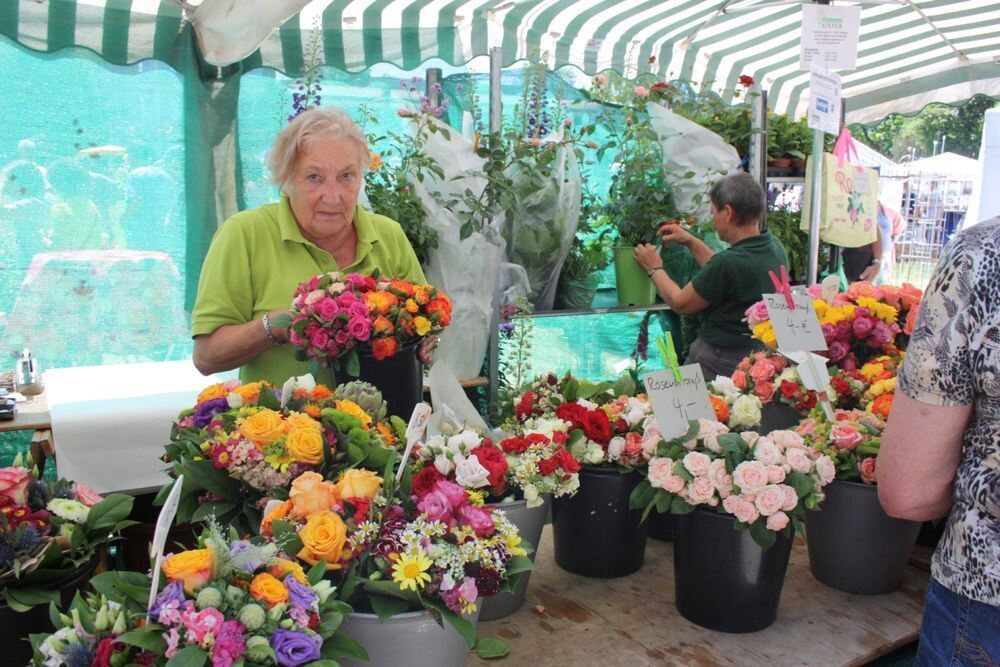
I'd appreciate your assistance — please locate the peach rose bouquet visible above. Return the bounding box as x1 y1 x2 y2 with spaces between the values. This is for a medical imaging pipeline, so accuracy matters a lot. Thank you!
630 419 835 549
796 408 885 484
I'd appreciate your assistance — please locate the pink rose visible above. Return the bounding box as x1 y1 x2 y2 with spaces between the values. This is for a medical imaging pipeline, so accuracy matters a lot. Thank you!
74 483 103 508
744 301 770 326
334 330 351 346
806 284 823 299
686 477 717 505
314 298 339 322
753 438 782 466
348 302 370 320
779 484 799 512
766 465 786 484
766 511 789 531
310 329 330 350
831 424 863 451
755 485 785 516
852 314 874 338
870 321 896 346
859 457 878 484
827 340 849 362
707 459 733 498
458 504 495 537
737 357 752 372
647 458 675 490
748 360 776 384
815 456 836 485
795 419 816 437
434 479 469 507
770 430 805 451
722 495 760 524
664 475 686 494
732 370 748 390
634 85 649 97
754 381 775 403
740 431 760 447
347 316 371 341
733 461 768 494
682 452 711 477
417 490 454 525
0 467 31 504
771 355 789 373
785 447 812 474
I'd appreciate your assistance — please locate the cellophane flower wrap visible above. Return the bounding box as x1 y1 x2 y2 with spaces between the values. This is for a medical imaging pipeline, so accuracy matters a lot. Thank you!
746 280 922 371
162 377 405 535
629 419 836 549
289 271 452 373
0 455 134 610
409 424 582 509
796 408 886 484
42 521 365 667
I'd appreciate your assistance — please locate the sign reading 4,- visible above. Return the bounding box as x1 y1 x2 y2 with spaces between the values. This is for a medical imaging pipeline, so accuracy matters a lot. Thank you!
764 292 828 353
643 365 717 439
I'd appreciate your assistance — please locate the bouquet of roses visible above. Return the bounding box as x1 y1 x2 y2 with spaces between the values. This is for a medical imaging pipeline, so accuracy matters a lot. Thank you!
708 377 765 432
730 350 821 413
162 377 405 535
0 455 134 610
827 352 901 417
630 419 836 549
797 408 885 484
409 424 581 508
59 520 363 666
289 271 452 374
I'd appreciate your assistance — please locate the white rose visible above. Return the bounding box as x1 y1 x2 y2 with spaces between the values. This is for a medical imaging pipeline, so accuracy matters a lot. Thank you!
785 447 813 474
682 451 712 477
433 454 454 476
528 418 570 438
753 438 782 466
815 455 836 485
448 430 481 453
776 367 800 385
755 485 786 516
226 392 244 409
607 436 625 462
740 431 761 447
577 398 598 410
728 394 762 430
733 461 768 495
560 475 580 495
583 442 605 465
642 417 662 442
454 455 490 488
686 477 717 505
523 484 541 507
710 376 740 401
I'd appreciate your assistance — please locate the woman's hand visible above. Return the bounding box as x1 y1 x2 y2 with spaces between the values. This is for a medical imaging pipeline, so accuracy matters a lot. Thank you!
418 334 440 365
633 244 663 273
859 263 880 282
659 222 694 248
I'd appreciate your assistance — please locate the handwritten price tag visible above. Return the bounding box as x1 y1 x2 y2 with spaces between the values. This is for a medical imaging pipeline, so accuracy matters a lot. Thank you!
765 292 827 353
643 365 716 439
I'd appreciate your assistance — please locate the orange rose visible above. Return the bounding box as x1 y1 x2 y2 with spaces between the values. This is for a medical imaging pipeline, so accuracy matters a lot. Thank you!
234 381 266 404
413 285 431 305
289 471 339 518
286 428 324 465
260 500 293 537
389 280 415 296
269 557 308 584
371 337 398 360
249 572 289 608
297 510 347 570
373 316 394 335
904 304 919 336
335 469 382 500
710 395 730 423
197 383 230 404
239 409 285 448
284 411 321 434
162 548 214 594
405 299 419 314
426 297 451 327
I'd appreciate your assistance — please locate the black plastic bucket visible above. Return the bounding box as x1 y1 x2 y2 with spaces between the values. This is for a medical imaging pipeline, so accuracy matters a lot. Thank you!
806 479 921 594
333 340 423 420
551 466 648 578
674 507 792 632
646 512 676 542
758 402 802 434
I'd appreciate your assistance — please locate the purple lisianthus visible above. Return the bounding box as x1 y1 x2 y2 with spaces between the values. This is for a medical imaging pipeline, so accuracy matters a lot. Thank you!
194 397 230 427
271 629 322 667
149 580 186 620
229 540 264 573
283 574 318 611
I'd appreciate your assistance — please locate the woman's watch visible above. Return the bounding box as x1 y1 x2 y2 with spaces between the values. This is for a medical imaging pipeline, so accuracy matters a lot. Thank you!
871 258 881 265
646 267 664 277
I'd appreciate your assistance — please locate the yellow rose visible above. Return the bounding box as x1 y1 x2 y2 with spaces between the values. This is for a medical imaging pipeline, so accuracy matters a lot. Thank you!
335 469 382 500
249 572 289 608
413 316 431 336
268 557 308 584
405 299 419 314
297 509 347 570
286 429 324 465
239 409 285 448
289 471 339 518
284 411 321 434
162 548 214 594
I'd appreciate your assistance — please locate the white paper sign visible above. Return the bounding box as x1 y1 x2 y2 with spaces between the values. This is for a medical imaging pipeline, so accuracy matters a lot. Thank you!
800 4 861 70
148 474 184 615
643 366 717 439
780 351 831 392
397 402 433 481
765 292 828 353
807 66 842 135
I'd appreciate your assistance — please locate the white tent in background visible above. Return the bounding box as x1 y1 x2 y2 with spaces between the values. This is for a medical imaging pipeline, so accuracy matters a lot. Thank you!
965 107 1000 227
854 140 898 171
904 152 980 178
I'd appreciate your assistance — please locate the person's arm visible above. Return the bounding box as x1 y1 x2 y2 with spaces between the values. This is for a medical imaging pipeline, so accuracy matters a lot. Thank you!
660 224 715 267
193 311 290 376
858 225 883 281
878 392 971 520
633 244 711 315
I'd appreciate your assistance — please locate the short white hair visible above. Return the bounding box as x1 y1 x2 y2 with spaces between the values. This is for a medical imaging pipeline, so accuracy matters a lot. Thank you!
267 107 369 194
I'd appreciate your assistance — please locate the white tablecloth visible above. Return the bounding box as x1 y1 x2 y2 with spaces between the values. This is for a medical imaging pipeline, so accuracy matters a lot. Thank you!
47 361 235 494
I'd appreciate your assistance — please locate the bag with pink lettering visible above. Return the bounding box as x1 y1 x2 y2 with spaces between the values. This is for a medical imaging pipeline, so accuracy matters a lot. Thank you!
800 128 878 247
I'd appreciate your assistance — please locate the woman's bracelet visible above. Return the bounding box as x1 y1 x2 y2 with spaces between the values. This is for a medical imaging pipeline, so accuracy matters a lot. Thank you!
262 312 285 347
646 267 665 278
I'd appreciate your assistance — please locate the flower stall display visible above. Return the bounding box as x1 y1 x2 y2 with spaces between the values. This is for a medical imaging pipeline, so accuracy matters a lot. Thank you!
712 349 823 432
33 521 363 666
630 419 835 632
161 378 404 535
796 408 922 594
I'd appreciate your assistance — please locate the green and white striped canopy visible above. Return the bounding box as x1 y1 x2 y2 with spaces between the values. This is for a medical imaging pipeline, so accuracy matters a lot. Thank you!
3 0 999 123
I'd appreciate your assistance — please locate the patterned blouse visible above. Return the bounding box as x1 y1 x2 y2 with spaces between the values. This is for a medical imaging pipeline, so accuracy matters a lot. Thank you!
897 216 1000 606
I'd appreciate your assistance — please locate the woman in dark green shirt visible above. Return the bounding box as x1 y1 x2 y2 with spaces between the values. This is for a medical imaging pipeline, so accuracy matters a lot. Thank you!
633 172 788 379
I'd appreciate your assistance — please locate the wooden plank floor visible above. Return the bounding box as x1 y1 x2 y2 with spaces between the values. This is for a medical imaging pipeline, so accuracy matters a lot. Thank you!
472 526 927 666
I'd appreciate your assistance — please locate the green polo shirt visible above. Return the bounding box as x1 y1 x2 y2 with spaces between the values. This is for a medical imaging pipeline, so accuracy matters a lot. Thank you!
690 231 788 349
191 197 425 385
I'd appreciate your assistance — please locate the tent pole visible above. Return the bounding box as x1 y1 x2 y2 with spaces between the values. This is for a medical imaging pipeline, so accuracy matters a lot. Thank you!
487 46 502 417
750 86 768 230
807 127 824 285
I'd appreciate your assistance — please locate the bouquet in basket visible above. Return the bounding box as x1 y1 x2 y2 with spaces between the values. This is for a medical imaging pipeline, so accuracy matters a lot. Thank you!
409 425 582 508
37 520 363 666
0 455 134 610
630 420 836 548
797 408 886 484
161 376 405 535
288 271 452 375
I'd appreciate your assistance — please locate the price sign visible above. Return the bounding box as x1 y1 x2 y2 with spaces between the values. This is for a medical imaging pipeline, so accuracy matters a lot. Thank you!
643 365 716 439
765 292 827 353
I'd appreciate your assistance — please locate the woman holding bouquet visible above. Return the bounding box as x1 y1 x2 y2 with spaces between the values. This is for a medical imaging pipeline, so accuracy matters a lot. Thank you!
191 107 436 384
633 172 788 378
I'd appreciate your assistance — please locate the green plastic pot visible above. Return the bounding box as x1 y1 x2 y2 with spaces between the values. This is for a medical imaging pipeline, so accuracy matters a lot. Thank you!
613 247 656 307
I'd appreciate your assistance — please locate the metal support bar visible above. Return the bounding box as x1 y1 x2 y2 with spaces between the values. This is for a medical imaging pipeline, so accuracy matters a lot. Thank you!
807 127 825 285
487 47 503 418
749 86 768 229
425 68 442 108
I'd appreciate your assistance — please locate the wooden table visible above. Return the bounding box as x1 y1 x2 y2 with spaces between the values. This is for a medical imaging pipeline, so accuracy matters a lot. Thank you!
0 392 53 472
471 526 927 666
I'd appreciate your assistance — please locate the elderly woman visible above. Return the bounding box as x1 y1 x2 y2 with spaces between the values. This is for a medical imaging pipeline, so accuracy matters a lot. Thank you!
633 172 788 379
192 107 431 385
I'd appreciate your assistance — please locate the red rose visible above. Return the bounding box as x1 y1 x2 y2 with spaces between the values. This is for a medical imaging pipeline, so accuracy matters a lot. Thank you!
796 392 817 412
93 638 124 667
555 448 581 473
780 380 799 399
524 433 549 446
613 418 628 434
472 445 509 495
555 402 588 429
411 466 446 498
515 391 539 420
499 436 530 455
551 430 568 445
738 74 755 87
581 409 612 445
830 376 851 396
538 457 558 476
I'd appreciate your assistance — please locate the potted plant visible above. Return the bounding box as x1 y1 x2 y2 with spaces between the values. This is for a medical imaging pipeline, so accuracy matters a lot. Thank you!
631 420 835 632
0 457 135 665
554 193 611 310
510 372 656 578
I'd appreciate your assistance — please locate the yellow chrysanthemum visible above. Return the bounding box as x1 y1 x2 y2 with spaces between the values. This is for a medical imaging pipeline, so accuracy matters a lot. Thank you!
863 377 896 403
813 300 829 320
465 490 486 507
391 551 432 591
263 442 294 471
333 400 373 429
856 297 898 324
820 305 856 326
752 321 777 349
